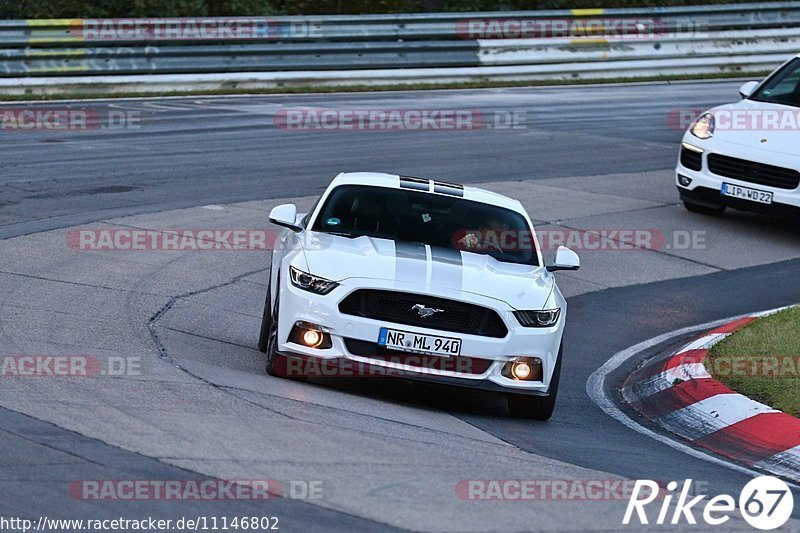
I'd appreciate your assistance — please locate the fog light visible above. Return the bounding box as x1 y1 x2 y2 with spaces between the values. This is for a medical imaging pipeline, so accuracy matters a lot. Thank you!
678 175 692 187
303 329 323 348
511 362 532 380
501 357 543 381
288 321 332 349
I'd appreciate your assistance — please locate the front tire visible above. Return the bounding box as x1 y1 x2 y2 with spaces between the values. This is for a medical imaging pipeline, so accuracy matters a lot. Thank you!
262 283 306 381
507 347 562 421
257 284 272 353
264 291 280 376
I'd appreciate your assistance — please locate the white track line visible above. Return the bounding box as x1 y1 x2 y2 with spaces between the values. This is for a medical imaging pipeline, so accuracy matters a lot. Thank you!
585 311 797 482
678 333 728 352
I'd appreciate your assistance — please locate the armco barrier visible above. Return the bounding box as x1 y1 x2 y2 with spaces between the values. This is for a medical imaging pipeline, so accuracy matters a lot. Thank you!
0 2 798 95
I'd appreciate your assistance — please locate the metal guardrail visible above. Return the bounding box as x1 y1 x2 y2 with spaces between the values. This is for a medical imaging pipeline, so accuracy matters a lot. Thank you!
0 2 797 94
3 2 800 43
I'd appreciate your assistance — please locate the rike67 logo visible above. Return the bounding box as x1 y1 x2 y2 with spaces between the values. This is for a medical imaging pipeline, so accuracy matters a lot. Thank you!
624 477 794 530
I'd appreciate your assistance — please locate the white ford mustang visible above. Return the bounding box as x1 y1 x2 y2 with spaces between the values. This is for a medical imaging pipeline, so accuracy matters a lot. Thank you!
258 172 579 420
677 53 800 217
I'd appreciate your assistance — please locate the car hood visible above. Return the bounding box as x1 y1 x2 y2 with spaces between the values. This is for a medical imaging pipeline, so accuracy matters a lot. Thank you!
705 100 800 157
300 232 553 310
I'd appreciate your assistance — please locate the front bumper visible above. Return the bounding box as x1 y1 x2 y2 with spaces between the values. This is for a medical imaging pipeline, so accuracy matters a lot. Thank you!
274 277 565 395
678 186 800 218
272 353 552 396
676 137 800 216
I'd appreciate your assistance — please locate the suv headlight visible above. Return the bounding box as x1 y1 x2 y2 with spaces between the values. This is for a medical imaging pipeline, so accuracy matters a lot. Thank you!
289 266 339 295
513 309 561 327
690 113 715 139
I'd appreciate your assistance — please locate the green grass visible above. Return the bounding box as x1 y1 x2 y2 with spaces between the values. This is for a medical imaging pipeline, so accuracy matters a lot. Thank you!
707 307 800 416
0 71 769 102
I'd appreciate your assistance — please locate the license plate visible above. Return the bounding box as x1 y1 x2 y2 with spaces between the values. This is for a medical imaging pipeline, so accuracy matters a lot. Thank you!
721 183 773 204
378 327 461 356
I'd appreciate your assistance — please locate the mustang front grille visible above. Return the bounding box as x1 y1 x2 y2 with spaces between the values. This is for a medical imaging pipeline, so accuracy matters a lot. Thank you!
338 289 508 338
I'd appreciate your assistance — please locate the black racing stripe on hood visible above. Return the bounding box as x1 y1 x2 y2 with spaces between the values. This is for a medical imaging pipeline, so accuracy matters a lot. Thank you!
430 246 463 290
395 241 428 283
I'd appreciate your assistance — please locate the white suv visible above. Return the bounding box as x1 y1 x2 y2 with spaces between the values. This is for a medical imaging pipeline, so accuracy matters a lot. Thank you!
677 54 800 217
258 172 579 420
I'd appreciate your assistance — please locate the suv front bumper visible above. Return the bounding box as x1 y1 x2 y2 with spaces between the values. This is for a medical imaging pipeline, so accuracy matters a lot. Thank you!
676 136 800 216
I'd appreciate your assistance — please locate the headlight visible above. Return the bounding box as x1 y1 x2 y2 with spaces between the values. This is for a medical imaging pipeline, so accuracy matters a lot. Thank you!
690 113 715 139
289 266 339 295
513 309 561 327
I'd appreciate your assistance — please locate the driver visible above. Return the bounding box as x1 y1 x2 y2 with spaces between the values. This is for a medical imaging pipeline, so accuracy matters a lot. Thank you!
457 217 510 250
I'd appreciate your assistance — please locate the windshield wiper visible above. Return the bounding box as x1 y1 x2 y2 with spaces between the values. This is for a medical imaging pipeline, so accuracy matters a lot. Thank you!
326 230 400 241
322 231 359 239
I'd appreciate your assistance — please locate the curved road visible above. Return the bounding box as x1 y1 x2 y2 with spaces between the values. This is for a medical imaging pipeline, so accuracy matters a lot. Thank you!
1 81 742 239
1 81 799 531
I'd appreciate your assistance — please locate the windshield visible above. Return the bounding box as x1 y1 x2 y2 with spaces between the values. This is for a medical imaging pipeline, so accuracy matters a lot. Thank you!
750 58 800 108
311 184 539 266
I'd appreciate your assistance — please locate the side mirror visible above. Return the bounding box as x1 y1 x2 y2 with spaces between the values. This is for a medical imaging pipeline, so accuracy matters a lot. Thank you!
739 80 759 99
269 204 301 232
546 246 580 272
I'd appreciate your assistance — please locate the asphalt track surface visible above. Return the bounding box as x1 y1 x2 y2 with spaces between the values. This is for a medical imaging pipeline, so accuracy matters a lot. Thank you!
2 81 733 239
1 81 800 531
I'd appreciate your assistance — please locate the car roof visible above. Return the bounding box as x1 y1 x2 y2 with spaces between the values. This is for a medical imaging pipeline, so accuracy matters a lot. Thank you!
328 172 525 213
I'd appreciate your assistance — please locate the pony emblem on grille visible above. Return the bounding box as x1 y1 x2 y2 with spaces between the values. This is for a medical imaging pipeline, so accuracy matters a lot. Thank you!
412 304 444 318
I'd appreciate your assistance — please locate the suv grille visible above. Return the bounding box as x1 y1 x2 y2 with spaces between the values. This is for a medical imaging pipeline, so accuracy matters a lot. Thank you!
708 154 800 190
339 289 508 338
